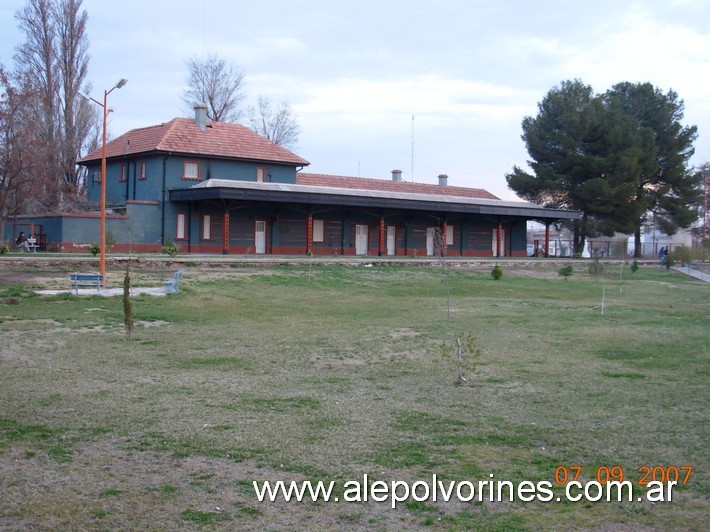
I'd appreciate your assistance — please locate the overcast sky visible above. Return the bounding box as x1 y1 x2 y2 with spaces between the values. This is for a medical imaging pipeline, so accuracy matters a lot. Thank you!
1 0 709 199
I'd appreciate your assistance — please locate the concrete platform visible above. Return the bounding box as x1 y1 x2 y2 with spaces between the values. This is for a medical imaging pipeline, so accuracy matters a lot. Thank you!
35 286 167 297
672 265 710 282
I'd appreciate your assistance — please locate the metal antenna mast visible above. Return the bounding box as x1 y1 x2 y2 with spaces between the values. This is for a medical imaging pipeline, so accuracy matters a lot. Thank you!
411 114 415 180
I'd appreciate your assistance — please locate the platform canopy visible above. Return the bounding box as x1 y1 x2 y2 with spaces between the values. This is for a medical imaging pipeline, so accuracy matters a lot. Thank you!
169 179 580 221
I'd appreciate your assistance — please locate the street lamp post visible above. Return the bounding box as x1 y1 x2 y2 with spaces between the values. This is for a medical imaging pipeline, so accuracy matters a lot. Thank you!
703 166 708 241
79 79 127 286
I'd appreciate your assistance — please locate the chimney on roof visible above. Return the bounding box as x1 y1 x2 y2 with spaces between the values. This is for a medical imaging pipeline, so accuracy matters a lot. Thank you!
391 169 402 181
194 105 208 131
438 173 448 186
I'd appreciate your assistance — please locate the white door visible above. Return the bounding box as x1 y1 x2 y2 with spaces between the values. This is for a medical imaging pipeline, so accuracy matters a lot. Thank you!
426 227 435 256
255 220 266 254
492 228 506 256
355 224 368 255
386 225 396 256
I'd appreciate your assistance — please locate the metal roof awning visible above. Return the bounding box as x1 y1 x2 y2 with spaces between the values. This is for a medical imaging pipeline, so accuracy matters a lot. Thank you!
168 179 580 220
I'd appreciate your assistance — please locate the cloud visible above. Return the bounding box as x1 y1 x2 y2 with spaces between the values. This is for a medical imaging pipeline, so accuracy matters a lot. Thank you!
292 76 530 128
257 36 306 52
569 8 710 94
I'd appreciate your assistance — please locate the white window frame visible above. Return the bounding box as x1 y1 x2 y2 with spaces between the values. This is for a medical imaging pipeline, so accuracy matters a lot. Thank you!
202 215 211 240
446 225 454 246
176 213 187 240
256 167 266 183
183 161 200 180
313 219 325 242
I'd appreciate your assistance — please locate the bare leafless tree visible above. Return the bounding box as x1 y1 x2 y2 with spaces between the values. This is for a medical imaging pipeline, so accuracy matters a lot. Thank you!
14 0 96 204
433 226 451 326
55 0 92 192
0 67 43 236
248 96 300 149
15 0 58 166
182 54 246 123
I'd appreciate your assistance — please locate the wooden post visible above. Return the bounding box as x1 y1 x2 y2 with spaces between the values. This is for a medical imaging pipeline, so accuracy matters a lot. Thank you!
378 217 385 256
496 222 502 257
222 212 230 255
545 223 550 257
306 213 313 254
441 222 448 255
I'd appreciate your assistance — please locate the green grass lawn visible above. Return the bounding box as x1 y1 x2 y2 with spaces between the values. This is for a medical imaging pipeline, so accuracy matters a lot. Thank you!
0 263 708 530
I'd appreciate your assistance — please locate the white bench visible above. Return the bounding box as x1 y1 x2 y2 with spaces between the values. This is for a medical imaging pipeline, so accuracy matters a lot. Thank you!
163 270 184 294
27 237 39 252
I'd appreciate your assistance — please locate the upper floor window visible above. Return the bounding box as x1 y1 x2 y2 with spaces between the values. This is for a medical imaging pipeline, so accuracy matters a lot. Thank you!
119 164 127 182
92 169 101 184
256 167 266 183
183 160 201 181
139 161 147 180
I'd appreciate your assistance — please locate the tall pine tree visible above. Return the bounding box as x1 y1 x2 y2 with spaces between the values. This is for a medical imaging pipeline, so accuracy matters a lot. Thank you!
506 80 628 253
507 79 700 256
603 82 700 256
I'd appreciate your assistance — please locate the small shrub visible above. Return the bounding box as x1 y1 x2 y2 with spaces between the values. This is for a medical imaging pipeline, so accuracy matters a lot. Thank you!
123 266 134 339
672 246 692 266
0 242 9 254
662 252 674 270
88 243 100 256
588 257 605 275
558 265 574 280
441 332 480 384
491 264 503 280
105 230 116 251
630 260 639 273
162 241 180 257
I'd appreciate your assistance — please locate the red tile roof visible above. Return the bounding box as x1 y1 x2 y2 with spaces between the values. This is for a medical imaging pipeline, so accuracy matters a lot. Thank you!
79 118 310 166
297 173 500 200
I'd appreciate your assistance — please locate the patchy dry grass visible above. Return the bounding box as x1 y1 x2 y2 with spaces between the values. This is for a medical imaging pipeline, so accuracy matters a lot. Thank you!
0 263 708 530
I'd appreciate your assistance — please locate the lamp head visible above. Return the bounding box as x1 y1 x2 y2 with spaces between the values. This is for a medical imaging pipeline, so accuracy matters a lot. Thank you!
115 78 128 89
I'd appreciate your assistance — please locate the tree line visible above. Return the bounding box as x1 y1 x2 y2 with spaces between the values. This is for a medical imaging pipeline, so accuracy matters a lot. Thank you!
1 0 299 235
506 79 703 256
